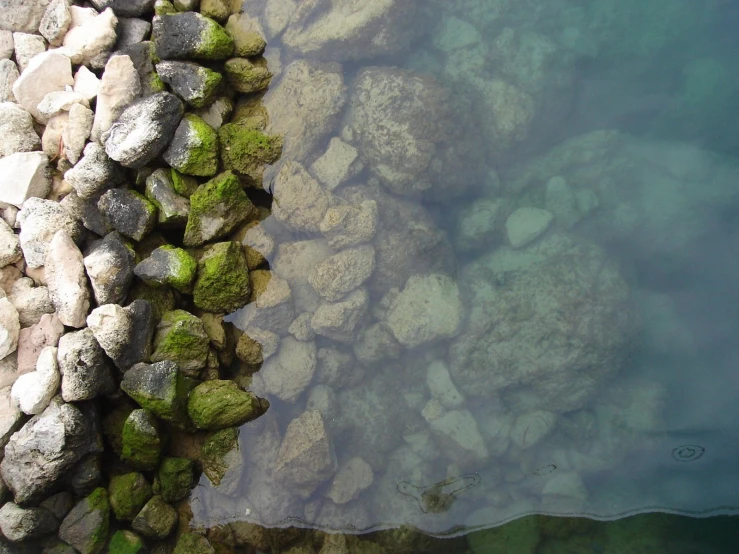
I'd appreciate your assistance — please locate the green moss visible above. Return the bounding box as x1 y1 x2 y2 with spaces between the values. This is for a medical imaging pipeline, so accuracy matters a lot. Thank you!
192 67 224 109
201 428 239 486
85 488 111 554
196 16 235 59
150 72 166 92
102 404 135 457
177 114 219 177
171 169 199 198
165 245 198 292
121 409 162 471
225 15 267 57
108 530 145 554
217 123 282 179
193 241 250 313
109 473 153 521
183 171 253 247
187 380 267 430
151 310 210 373
224 57 272 93
173 532 215 554
128 281 176 322
154 457 194 502
132 495 178 540
154 0 177 15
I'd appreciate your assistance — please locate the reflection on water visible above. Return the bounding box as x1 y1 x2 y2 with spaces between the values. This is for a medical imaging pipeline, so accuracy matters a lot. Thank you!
193 0 739 550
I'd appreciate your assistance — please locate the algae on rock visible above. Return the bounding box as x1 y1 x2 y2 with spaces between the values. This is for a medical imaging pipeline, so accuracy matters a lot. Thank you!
192 241 251 313
187 379 267 430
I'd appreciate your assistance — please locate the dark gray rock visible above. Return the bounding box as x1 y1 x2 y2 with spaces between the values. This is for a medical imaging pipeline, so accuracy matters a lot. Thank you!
104 92 184 168
91 0 155 17
87 300 154 371
83 232 136 306
118 41 163 97
58 487 110 554
60 191 113 237
97 188 157 241
152 12 234 61
156 60 222 108
68 455 102 497
131 495 177 540
0 398 95 505
162 113 219 177
120 361 189 426
58 328 116 402
40 492 74 522
144 168 190 227
64 142 124 200
0 502 57 542
134 245 197 293
117 18 152 48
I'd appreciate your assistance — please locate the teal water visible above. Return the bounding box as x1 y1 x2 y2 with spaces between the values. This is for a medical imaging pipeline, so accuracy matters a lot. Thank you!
191 0 739 551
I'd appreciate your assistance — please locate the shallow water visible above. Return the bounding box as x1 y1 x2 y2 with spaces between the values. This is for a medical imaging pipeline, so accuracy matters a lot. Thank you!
190 0 739 550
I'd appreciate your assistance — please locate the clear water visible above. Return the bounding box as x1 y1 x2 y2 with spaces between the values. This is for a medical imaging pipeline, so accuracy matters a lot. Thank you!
190 0 739 551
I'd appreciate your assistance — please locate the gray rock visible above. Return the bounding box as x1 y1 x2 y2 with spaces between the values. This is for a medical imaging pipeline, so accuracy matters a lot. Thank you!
310 137 363 192
193 96 232 130
0 398 95 505
0 152 50 209
116 41 160 97
116 17 151 48
87 301 153 371
144 169 190 227
315 347 361 388
68 454 102 496
319 200 377 250
0 298 19 360
72 66 99 102
426 408 489 466
156 60 222 109
455 198 502 253
0 219 21 268
39 0 71 46
162 113 219 177
308 245 375 302
57 328 115 402
104 92 184 168
505 207 554 248
120 361 188 425
134 245 196 293
58 488 110 554
83 232 136 306
0 385 22 449
36 90 88 125
91 54 142 143
0 59 19 103
352 321 401 365
0 102 40 158
0 31 12 59
92 0 156 17
17 198 81 269
60 190 112 237
59 7 118 68
311 288 368 343
252 336 316 403
228 272 295 334
39 491 74 522
45 230 90 328
0 502 57 542
270 238 332 313
131 495 176 540
11 51 73 121
0 0 50 33
12 32 45 73
64 142 123 199
272 161 334 233
152 12 234 60
97 188 157 241
326 456 373 505
62 103 95 165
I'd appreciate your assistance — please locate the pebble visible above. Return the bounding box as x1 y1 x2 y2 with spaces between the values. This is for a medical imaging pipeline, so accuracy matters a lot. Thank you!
0 218 22 268
15 313 64 376
64 142 123 199
62 102 94 164
39 0 72 46
0 59 19 102
57 328 115 401
8 277 54 327
59 7 118 68
11 33 46 73
73 66 100 101
83 231 136 306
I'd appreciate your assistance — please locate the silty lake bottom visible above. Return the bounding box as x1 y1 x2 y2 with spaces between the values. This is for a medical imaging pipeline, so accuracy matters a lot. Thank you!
186 0 739 552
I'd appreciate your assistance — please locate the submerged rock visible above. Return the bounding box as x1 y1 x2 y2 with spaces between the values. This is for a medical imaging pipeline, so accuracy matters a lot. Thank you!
225 13 266 57
308 245 375 302
272 160 333 233
187 380 267 430
252 336 315 403
326 456 373 505
201 427 241 492
505 207 554 248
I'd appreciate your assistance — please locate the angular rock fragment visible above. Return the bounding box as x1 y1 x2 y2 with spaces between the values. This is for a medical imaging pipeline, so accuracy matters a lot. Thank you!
39 0 72 46
229 272 295 334
10 345 59 415
87 301 154 371
187 379 267 430
311 288 368 343
15 313 63 376
7 278 53 327
18 198 81 268
310 137 363 192
64 142 124 199
200 427 240 491
153 457 192 503
73 66 100 101
120 360 190 425
117 17 152 48
308 245 375 302
131 495 176 540
144 169 190 227
326 457 373 505
62 103 95 164
0 102 40 158
122 409 161 470
97 188 157 241
91 54 142 142
12 51 73 120
108 472 152 521
109 530 146 553
319 200 377 250
83 232 136 306
0 152 51 209
0 0 51 34
152 12 234 60
150 310 209 374
193 95 232 130
57 328 115 402
0 502 58 542
192 241 250 313
224 56 271 93
252 336 315 403
135 245 197 293
162 113 219 177
272 161 333 233
58 488 110 554
0 386 22 449
0 59 19 103
225 13 266 57
426 408 489 466
12 33 46 73
505 207 554 248
173 532 215 553
60 7 118 67
156 60 222 109
217 122 282 184
45 230 90 328
0 298 19 360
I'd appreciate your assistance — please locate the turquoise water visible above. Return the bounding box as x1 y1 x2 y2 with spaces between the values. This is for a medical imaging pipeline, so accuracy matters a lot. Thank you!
191 0 739 551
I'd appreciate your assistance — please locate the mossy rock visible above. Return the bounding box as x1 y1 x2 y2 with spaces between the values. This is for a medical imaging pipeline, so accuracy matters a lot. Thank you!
225 13 266 57
217 123 282 182
58 487 110 554
135 245 198 293
121 409 162 471
128 281 177 322
224 57 272 94
235 332 263 366
192 241 250 313
108 530 146 554
102 403 135 457
200 0 230 22
201 427 239 486
145 168 191 227
171 168 200 198
173 532 216 554
153 12 234 60
154 457 194 502
183 171 254 247
151 309 210 374
187 380 267 430
154 0 177 15
109 472 153 521
121 360 194 426
131 495 178 540
163 113 220 177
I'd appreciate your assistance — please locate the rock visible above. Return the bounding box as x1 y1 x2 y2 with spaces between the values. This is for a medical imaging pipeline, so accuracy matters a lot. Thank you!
385 274 463 348
91 54 141 143
120 361 190 425
0 297 19 359
455 198 502 253
108 530 146 554
58 328 115 401
91 0 156 17
347 67 483 198
18 198 80 269
58 488 110 554
62 103 94 164
64 142 123 199
60 7 118 67
0 102 40 158
326 457 373 505
162 113 218 177
156 60 222 109
225 13 265 57
11 33 45 73
0 59 19 103
87 301 154 370
264 59 346 162
117 17 152 48
272 161 333 233
319 200 377 250
289 312 314 341
45 230 90 328
1 398 95 505
252 336 315 403
505 207 554 248
150 310 209 374
0 220 21 268
73 66 100 101
193 95 231 129
426 408 488 467
15 313 63 376
153 457 192 502
173 532 215 554
310 137 363 192
0 152 50 209
8 278 54 327
270 239 332 312
183 171 253 247
224 56 271 94
0 386 22 449
41 112 68 159
108 472 152 521
121 409 162 470
308 245 375 302
0 502 57 542
135 245 196 293
234 326 278 366
0 31 12 58
275 411 335 498
68 454 103 497
282 0 417 62
192 241 250 313
39 0 72 46
426 360 464 409
83 232 136 305
199 0 229 20
200 427 240 491
216 122 282 185
10 345 58 415
187 379 267 430
353 321 401 365
315 347 360 388
0 0 51 33
131 495 176 540
36 91 88 127
509 410 558 449
311 288 368 343
104 92 184 168
152 12 233 60
39 491 74 522
60 190 111 237
97 188 157 241
545 176 580 229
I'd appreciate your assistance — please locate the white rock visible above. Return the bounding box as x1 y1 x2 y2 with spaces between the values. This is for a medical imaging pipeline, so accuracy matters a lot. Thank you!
0 385 22 449
310 137 363 191
455 198 501 253
308 245 375 302
0 219 21 268
426 360 465 409
36 90 88 124
509 410 558 449
319 200 377 250
505 207 554 248
12 51 73 121
311 288 368 343
91 54 141 143
427 408 489 466
39 0 72 46
62 102 93 164
0 152 50 208
41 113 68 159
326 457 373 505
0 59 19 103
386 273 463 348
72 65 99 101
0 102 40 158
0 296 20 358
11 33 46 73
44 230 89 328
8 278 54 328
17 198 79 268
252 336 316 403
10 346 58 415
0 31 13 59
59 7 118 67
0 0 51 34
